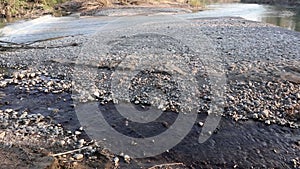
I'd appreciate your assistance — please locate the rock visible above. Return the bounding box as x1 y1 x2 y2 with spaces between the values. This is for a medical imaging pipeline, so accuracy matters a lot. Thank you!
93 90 100 98
74 131 81 135
18 73 25 79
124 155 130 163
228 95 235 101
113 157 119 166
73 154 84 160
0 132 6 139
252 113 259 119
5 109 14 113
77 139 85 148
198 122 204 127
58 140 65 146
0 81 7 88
296 93 300 99
265 120 271 125
261 109 270 118
30 73 36 78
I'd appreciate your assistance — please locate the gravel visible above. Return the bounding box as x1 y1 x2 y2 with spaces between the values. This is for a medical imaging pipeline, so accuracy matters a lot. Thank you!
0 15 299 168
1 17 298 127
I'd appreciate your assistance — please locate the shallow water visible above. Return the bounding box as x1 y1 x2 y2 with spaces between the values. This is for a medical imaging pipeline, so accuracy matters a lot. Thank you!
184 3 300 31
0 3 299 44
0 15 110 43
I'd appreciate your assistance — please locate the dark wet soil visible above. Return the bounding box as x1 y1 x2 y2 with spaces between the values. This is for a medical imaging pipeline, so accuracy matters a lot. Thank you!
1 82 299 168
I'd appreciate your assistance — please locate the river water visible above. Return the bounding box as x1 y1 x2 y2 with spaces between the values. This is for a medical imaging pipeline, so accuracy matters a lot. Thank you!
0 2 299 43
186 3 300 31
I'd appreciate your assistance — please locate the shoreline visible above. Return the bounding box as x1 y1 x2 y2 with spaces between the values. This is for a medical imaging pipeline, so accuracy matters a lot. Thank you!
0 1 200 21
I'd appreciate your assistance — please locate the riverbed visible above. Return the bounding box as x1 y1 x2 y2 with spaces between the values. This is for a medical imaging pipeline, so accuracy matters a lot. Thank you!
0 2 299 169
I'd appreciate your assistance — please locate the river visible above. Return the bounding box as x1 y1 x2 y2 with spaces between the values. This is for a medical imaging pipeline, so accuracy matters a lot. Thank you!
0 2 299 43
186 2 300 31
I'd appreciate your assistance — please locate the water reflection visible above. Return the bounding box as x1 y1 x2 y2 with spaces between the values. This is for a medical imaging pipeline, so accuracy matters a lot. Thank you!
189 3 300 32
260 6 300 31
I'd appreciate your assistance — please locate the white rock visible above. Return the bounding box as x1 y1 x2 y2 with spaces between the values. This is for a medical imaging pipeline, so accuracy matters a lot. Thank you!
78 139 85 144
261 109 270 118
58 140 65 146
75 131 81 135
296 93 300 99
252 113 259 119
0 81 7 88
124 155 130 163
73 154 84 160
5 109 14 113
19 74 25 79
113 157 119 166
0 132 6 139
198 122 204 127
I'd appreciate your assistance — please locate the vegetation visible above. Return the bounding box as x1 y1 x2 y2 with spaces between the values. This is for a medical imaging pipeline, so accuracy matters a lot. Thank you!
0 0 210 18
0 0 68 18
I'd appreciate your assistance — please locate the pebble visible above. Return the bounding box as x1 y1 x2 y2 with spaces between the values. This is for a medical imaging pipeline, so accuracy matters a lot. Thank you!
0 81 7 88
265 120 271 125
73 154 84 160
5 109 14 113
261 109 270 118
75 131 81 135
252 113 259 119
198 122 204 127
296 93 300 99
113 157 119 166
58 140 66 146
124 155 130 163
0 132 6 139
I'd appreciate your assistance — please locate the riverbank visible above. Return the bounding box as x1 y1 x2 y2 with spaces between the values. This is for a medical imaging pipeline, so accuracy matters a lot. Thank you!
241 0 300 7
0 16 299 168
0 0 200 20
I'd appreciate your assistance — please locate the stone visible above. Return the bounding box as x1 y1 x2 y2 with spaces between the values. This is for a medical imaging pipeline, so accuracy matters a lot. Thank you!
198 122 204 127
73 154 84 160
261 109 270 118
124 155 130 163
252 113 259 119
0 81 7 88
5 109 14 113
74 131 81 135
0 132 6 139
58 140 65 146
296 93 300 99
265 120 271 125
114 157 119 166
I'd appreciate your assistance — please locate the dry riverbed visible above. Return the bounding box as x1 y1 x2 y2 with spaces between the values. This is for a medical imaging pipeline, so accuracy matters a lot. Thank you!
0 15 299 168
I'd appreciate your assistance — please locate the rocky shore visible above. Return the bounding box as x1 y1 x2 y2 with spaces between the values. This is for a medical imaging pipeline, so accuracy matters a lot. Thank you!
0 16 299 168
